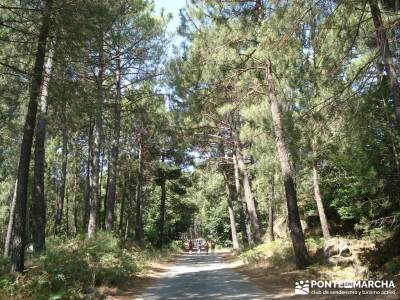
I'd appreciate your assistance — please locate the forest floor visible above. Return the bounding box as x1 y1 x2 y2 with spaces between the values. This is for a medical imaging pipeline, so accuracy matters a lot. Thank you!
220 238 400 300
102 253 180 299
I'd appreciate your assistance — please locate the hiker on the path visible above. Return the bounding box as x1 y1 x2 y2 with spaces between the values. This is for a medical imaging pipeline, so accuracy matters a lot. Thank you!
189 240 193 253
197 240 201 255
205 241 210 254
211 241 216 253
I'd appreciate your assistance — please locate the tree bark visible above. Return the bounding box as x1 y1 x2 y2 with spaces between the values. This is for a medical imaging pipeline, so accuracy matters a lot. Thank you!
222 169 240 250
84 122 93 230
369 0 400 127
158 177 166 248
105 49 122 231
88 36 105 239
32 39 55 252
11 0 52 273
312 161 330 239
135 136 144 242
231 123 261 244
55 112 68 234
266 175 275 242
265 62 309 269
232 153 249 246
119 178 127 237
157 151 166 248
4 180 17 257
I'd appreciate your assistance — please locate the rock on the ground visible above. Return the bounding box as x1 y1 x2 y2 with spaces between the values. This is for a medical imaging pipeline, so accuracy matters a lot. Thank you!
328 255 354 267
323 238 352 258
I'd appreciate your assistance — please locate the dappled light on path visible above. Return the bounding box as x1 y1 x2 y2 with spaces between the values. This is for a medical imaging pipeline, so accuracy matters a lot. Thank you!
137 253 289 299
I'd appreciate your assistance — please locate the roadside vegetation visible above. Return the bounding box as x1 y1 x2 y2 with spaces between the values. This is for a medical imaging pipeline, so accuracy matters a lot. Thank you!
0 233 181 299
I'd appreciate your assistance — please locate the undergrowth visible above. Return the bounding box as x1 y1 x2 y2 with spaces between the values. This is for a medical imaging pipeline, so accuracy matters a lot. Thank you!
0 232 180 299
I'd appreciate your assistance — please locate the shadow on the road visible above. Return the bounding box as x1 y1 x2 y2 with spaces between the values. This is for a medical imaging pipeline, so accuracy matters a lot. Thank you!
138 253 287 299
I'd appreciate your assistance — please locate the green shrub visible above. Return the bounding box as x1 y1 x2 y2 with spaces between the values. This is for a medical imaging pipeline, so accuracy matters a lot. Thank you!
0 232 178 299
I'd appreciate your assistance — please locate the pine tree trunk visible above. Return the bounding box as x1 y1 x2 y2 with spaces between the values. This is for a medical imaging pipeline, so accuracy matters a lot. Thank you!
312 161 330 239
105 50 121 231
97 147 104 229
232 153 249 246
88 37 105 239
55 114 68 234
4 180 17 257
369 0 400 127
158 177 166 248
84 122 92 230
157 151 167 248
232 126 261 244
266 175 275 242
11 0 52 273
222 169 240 250
135 137 144 242
119 179 126 236
72 169 78 235
265 62 309 269
32 39 55 252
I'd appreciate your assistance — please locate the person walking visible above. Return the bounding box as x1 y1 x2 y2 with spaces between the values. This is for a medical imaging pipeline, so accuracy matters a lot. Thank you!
189 240 193 254
197 240 201 255
205 241 210 254
211 241 216 254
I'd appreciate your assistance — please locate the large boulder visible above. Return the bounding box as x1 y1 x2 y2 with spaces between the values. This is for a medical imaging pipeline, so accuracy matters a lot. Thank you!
323 237 352 258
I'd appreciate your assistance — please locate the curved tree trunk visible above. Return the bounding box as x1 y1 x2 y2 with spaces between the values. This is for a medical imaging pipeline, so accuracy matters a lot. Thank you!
222 169 240 250
312 161 330 239
232 153 249 246
231 123 261 244
88 37 105 239
11 0 52 273
265 62 309 269
32 38 55 251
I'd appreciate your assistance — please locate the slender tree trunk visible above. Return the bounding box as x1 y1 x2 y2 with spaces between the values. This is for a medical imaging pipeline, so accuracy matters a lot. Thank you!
88 37 105 239
119 178 127 237
105 49 121 230
266 175 275 242
11 0 52 273
232 153 249 246
232 124 261 244
265 62 309 269
312 161 330 239
4 180 17 257
32 39 55 252
72 168 78 235
158 178 166 248
222 169 240 250
97 147 105 229
84 122 92 230
369 0 400 127
55 114 68 234
157 151 167 248
135 137 144 242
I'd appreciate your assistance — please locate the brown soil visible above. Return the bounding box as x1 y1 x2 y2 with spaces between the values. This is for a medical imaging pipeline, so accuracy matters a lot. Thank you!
218 252 400 300
100 253 180 299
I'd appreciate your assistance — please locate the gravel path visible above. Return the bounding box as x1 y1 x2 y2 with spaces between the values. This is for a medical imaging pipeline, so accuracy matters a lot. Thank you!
136 252 273 299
